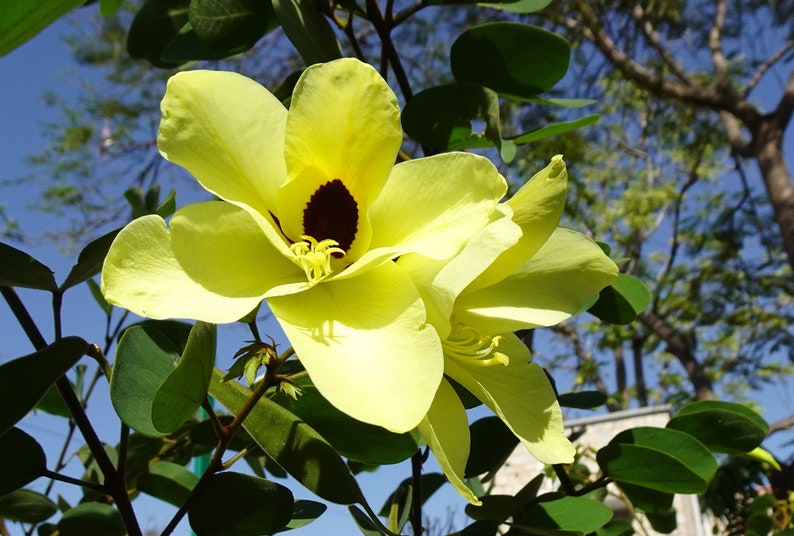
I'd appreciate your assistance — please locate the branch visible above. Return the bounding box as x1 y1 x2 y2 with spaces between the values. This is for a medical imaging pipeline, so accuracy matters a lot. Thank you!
744 40 794 98
771 66 794 131
768 413 794 437
708 0 730 86
630 4 697 86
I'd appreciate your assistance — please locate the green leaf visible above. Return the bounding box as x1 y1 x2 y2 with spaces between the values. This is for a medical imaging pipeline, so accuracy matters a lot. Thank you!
447 520 500 535
666 401 768 455
189 0 277 54
478 0 551 13
110 326 179 437
0 242 56 291
465 417 519 478
645 510 677 533
451 23 570 98
273 384 417 465
615 481 673 514
402 83 502 152
0 489 57 523
152 321 216 434
348 504 383 536
100 0 124 16
588 273 651 324
137 460 199 507
125 319 194 354
209 369 366 504
510 114 600 144
188 472 293 535
57 503 126 536
0 0 84 57
597 427 717 494
379 473 447 517
86 278 112 315
514 495 613 534
596 519 635 536
558 390 607 409
60 228 121 292
279 500 327 531
160 25 240 62
272 0 342 65
0 337 87 436
0 428 47 495
465 495 515 523
127 0 190 68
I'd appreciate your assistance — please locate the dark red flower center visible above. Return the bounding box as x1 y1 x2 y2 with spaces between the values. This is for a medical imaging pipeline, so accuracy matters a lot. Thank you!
303 179 358 257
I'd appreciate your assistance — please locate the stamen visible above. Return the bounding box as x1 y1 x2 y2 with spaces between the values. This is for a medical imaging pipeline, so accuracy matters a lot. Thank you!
443 324 509 367
290 235 346 282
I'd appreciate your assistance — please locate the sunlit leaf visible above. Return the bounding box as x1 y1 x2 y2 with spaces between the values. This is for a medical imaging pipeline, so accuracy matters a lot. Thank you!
0 337 87 436
272 0 341 65
513 495 613 534
0 428 46 495
0 489 57 523
137 461 199 507
57 503 126 536
588 273 651 324
152 321 216 434
451 23 570 98
0 242 56 291
0 0 84 57
666 400 768 455
60 228 121 291
188 472 293 535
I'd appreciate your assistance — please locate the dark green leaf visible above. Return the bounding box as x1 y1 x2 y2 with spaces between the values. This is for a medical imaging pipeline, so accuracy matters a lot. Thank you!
273 385 417 465
189 472 293 535
596 519 635 536
0 337 87 436
465 495 515 523
510 114 600 144
161 25 240 62
597 427 717 494
348 504 382 536
0 242 56 291
615 481 673 514
588 273 651 324
428 0 550 12
35 384 71 417
666 400 768 455
125 319 193 354
0 489 57 523
209 369 365 504
645 510 677 533
60 228 121 291
402 83 501 152
514 495 613 534
155 188 177 218
465 416 519 478
451 23 570 98
152 321 216 434
558 390 607 409
0 428 46 495
127 0 190 68
279 499 327 531
189 0 277 54
137 461 199 507
272 0 342 65
447 520 499 536
57 503 125 536
379 473 447 517
86 278 112 315
110 326 179 437
0 0 84 56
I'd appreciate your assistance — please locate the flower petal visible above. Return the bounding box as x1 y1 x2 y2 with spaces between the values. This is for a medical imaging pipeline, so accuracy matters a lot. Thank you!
157 70 287 218
277 59 402 259
101 214 267 322
418 379 481 505
267 261 443 433
369 152 508 260
456 228 619 333
444 334 575 465
468 155 568 291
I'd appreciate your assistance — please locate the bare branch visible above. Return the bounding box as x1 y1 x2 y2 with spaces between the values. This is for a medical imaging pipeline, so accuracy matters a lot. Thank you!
630 3 697 86
744 40 794 98
708 0 730 85
768 413 794 437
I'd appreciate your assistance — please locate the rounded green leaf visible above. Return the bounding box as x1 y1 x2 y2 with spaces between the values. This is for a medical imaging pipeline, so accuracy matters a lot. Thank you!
209 369 365 505
597 427 717 494
0 489 57 523
273 385 417 465
137 461 199 507
0 242 56 291
615 481 673 514
279 500 327 531
110 326 179 437
465 416 519 478
588 273 651 324
57 503 126 536
152 321 216 434
465 495 516 523
402 83 501 151
0 428 46 495
189 0 276 54
451 23 570 98
0 337 87 436
514 495 613 534
272 0 342 65
60 228 121 292
666 400 768 455
127 0 190 68
188 472 293 536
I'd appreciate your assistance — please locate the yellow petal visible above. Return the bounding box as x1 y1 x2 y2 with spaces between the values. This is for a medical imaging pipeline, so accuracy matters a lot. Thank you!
444 334 575 465
157 70 287 218
101 214 267 322
469 155 568 291
368 153 508 259
267 261 443 433
418 379 481 505
277 58 402 260
456 228 619 333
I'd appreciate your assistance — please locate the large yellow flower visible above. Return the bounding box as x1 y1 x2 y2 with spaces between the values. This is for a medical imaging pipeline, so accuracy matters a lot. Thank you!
399 157 619 503
101 58 510 433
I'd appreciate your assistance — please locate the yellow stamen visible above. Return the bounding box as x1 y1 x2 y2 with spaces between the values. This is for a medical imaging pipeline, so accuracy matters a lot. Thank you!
290 235 345 282
443 324 509 367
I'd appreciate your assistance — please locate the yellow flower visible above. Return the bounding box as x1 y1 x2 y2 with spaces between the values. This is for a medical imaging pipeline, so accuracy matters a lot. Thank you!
399 157 620 503
101 58 509 433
